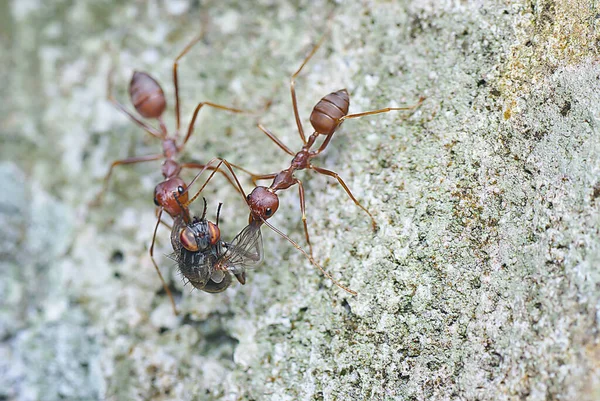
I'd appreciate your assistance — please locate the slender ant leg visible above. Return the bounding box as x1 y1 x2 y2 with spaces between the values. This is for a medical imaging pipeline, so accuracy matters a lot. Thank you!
159 220 173 230
182 102 252 146
184 158 249 206
224 160 275 179
215 155 278 187
155 207 173 230
173 34 205 135
180 162 240 194
257 124 295 156
290 32 329 144
182 157 274 203
312 132 334 156
174 24 272 147
340 101 423 122
249 173 278 187
149 208 178 315
259 217 357 296
224 158 278 187
310 165 377 231
93 154 163 205
295 178 314 258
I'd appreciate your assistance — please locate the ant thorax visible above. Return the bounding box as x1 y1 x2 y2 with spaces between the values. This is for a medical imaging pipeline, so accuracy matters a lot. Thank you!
290 149 311 170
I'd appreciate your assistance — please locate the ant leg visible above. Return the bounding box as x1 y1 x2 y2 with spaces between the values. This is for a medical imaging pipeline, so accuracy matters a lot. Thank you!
159 219 172 230
182 102 266 148
225 161 272 179
218 158 269 202
107 68 162 138
250 173 277 188
312 132 334 156
310 165 377 231
221 158 277 187
182 160 271 198
93 154 163 205
257 123 295 155
173 28 207 134
180 162 240 195
183 158 249 207
339 97 425 122
155 207 173 230
259 217 357 295
149 208 178 315
290 34 328 144
184 157 272 212
295 178 314 258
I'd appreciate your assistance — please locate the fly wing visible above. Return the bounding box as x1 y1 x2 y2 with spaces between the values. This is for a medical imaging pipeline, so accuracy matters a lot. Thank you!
219 221 263 275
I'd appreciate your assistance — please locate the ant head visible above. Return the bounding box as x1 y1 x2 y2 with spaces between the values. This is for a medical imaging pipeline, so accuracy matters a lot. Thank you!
179 220 220 252
247 186 279 221
129 71 166 119
154 177 188 217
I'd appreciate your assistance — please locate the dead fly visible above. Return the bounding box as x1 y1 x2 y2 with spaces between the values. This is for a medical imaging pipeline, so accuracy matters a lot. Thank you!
169 198 263 293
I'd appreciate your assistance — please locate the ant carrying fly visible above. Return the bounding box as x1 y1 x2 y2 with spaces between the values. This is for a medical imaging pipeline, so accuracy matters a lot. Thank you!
176 30 423 295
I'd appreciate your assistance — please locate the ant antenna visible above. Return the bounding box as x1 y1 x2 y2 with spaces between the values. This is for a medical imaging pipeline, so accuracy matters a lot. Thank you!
259 217 357 295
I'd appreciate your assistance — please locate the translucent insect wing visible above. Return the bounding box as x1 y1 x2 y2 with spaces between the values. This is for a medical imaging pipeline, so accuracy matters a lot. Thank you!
220 221 264 275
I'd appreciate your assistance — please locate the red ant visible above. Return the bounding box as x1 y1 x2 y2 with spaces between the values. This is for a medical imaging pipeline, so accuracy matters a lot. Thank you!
95 33 266 314
178 32 424 295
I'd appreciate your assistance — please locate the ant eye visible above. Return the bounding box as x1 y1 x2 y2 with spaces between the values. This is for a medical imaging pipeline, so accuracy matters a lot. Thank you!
153 197 160 206
246 194 251 201
265 208 272 216
177 186 185 194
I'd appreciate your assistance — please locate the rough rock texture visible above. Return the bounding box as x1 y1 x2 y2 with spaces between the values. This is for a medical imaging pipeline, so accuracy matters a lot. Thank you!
1 1 599 400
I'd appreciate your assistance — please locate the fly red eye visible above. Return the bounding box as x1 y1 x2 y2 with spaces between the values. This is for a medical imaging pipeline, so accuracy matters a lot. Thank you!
179 228 199 252
207 222 221 245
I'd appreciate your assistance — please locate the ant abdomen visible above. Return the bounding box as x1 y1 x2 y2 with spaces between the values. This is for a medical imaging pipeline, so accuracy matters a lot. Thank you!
309 89 349 135
129 71 167 119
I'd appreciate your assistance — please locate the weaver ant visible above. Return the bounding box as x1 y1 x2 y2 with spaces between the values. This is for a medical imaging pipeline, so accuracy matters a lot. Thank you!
95 32 265 314
178 31 423 295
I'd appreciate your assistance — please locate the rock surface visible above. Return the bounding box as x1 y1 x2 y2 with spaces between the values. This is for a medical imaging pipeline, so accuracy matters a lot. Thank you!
1 1 599 400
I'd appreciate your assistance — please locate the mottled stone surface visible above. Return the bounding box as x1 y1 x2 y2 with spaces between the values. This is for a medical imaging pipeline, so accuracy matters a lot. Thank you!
1 1 599 400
